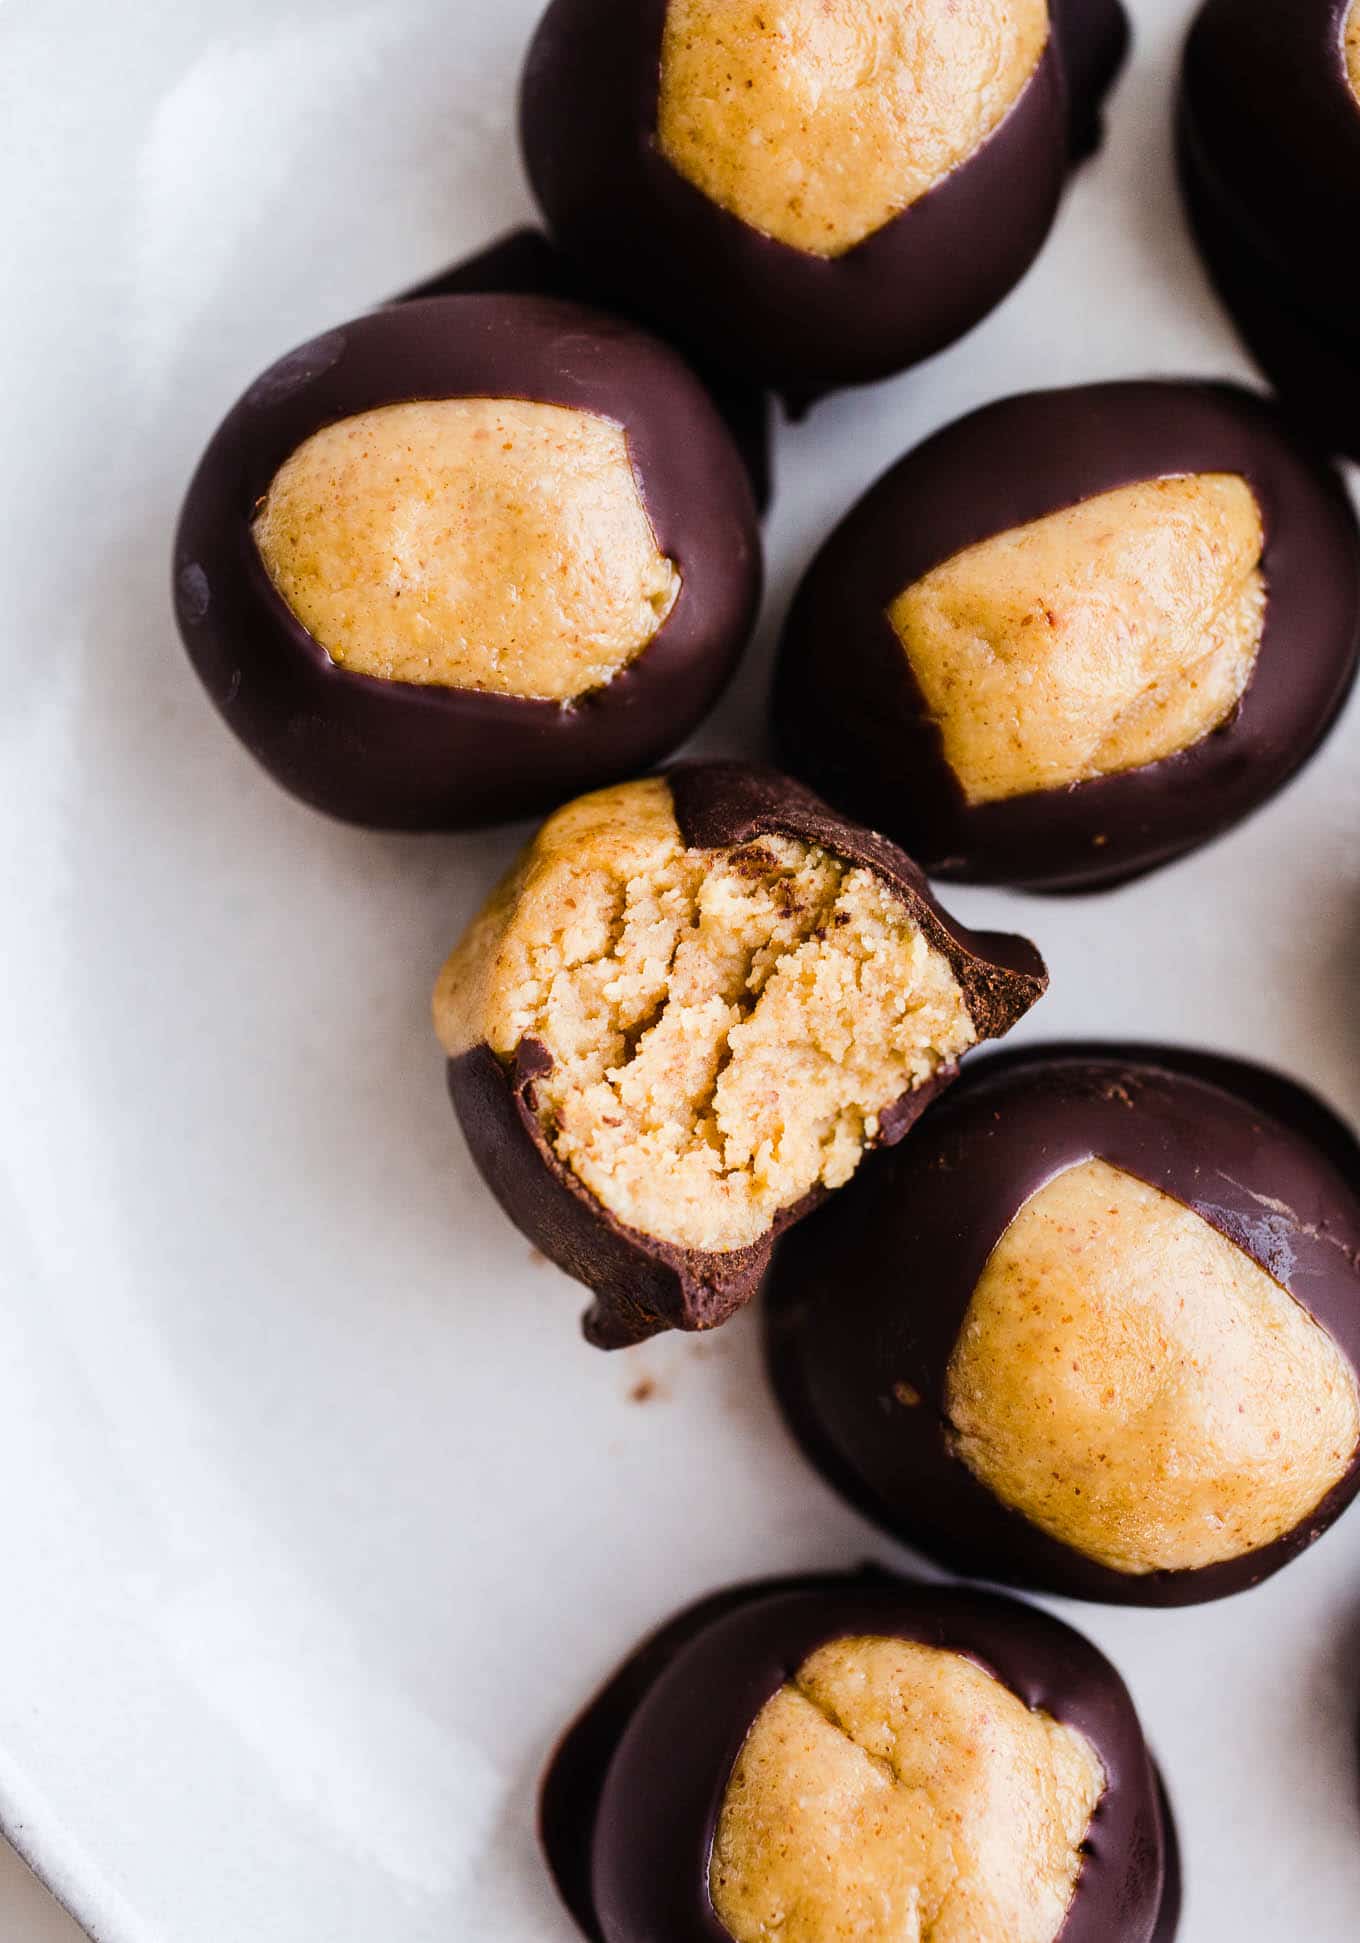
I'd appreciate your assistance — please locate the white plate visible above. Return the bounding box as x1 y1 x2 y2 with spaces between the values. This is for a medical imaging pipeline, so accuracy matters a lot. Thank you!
3 2 1360 1938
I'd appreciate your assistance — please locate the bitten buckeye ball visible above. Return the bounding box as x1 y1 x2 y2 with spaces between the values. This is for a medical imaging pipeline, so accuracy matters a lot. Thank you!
1180 0 1360 464
519 0 1128 398
173 296 761 829
766 1046 1360 1604
540 1573 1177 1943
772 381 1360 891
433 763 1046 1347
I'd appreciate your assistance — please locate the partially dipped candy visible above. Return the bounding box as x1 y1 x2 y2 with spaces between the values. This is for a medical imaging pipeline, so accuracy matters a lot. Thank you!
434 763 1046 1346
767 1046 1360 1603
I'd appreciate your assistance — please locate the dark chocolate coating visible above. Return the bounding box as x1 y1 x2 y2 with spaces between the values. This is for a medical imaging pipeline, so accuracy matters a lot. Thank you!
771 381 1360 892
1059 0 1133 160
448 762 1048 1350
1179 0 1360 464
1179 122 1360 471
401 229 773 515
519 0 1128 401
172 295 762 830
539 1570 1175 1943
766 1044 1360 1606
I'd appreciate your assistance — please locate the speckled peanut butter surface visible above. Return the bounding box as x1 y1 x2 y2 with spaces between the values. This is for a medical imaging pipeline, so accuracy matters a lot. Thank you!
434 779 975 1254
710 1633 1104 1943
889 474 1266 804
1346 1 1360 106
657 0 1048 256
252 398 679 701
945 1158 1360 1574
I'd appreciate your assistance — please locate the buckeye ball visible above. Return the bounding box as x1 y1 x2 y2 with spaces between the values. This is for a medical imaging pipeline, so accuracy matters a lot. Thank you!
540 1571 1176 1943
519 0 1129 399
173 295 761 829
433 762 1046 1347
766 1045 1360 1604
1180 0 1360 464
772 381 1360 891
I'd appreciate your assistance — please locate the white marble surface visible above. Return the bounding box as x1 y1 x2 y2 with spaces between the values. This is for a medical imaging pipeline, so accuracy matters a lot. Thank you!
0 1843 87 1941
3 1 1360 1940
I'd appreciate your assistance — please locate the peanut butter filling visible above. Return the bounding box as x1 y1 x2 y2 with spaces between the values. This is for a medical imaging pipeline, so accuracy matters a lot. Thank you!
945 1159 1360 1575
889 474 1266 804
434 780 976 1255
658 0 1049 257
711 1633 1104 1943
253 398 679 701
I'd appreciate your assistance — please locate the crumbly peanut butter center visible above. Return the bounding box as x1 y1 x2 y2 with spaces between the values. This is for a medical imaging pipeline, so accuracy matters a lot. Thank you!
657 0 1049 257
433 779 976 1256
945 1159 1360 1575
252 398 680 701
1347 1 1360 107
888 474 1266 805
711 1634 1104 1943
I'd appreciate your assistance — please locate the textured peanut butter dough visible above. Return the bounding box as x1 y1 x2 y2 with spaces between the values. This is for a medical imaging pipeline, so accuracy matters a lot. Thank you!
1347 2 1360 107
434 779 976 1255
889 474 1267 805
657 0 1049 258
710 1634 1104 1943
252 399 680 701
945 1159 1360 1576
